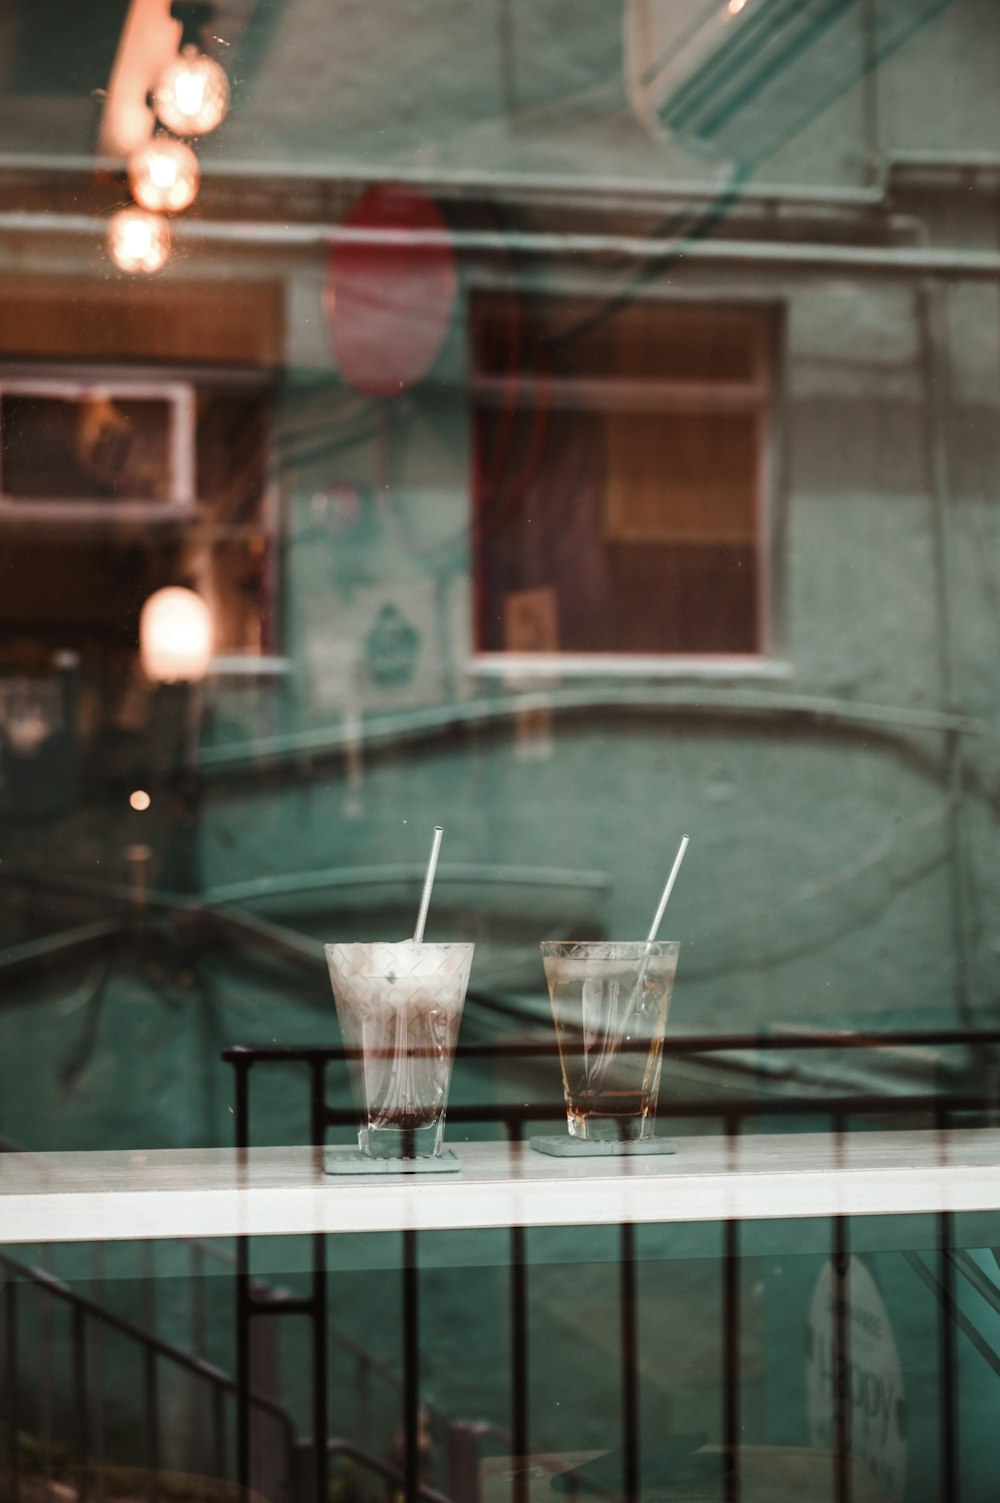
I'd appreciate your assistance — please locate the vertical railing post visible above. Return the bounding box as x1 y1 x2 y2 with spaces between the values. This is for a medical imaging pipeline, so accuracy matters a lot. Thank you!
508 1121 529 1503
91 1245 106 1503
619 1223 639 1503
310 1060 329 1503
402 1230 420 1503
938 1209 959 1503
831 1112 851 1503
190 1242 206 1478
72 1304 89 1503
236 1058 252 1499
722 1116 741 1503
39 1248 54 1486
141 1244 158 1503
4 1277 19 1503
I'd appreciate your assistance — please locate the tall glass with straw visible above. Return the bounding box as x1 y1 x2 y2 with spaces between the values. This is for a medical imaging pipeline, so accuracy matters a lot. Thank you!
325 827 474 1160
541 837 688 1145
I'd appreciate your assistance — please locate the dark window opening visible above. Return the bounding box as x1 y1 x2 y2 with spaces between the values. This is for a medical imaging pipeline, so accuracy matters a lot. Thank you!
471 295 773 659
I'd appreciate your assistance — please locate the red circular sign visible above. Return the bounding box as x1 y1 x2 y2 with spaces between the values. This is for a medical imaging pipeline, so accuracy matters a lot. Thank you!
325 186 458 396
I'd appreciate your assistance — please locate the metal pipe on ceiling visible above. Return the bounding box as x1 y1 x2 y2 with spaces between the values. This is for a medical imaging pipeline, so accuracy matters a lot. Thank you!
1 209 999 280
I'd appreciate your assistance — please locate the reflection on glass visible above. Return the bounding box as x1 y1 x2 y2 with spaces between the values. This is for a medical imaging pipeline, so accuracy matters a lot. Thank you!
106 208 171 274
2 2 999 1499
326 941 474 1158
542 940 679 1141
128 137 201 214
152 48 230 137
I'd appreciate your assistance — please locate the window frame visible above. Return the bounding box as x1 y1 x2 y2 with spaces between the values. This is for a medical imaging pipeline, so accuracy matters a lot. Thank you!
0 375 195 523
0 359 285 668
467 283 784 678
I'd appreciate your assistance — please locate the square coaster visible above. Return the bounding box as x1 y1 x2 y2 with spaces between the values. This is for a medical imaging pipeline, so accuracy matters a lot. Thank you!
530 1136 677 1158
323 1146 462 1175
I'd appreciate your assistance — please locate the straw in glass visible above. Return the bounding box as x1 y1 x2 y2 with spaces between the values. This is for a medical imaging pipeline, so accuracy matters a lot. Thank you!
412 825 444 943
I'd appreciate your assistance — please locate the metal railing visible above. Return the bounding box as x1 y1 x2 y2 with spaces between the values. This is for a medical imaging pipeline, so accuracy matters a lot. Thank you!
0 1135 477 1503
0 1249 295 1503
222 1027 1000 1503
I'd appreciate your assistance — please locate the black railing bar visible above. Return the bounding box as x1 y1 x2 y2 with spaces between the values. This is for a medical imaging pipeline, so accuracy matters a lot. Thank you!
90 1245 106 1503
620 1223 640 1503
831 1202 851 1498
938 1211 960 1503
510 1224 529 1503
72 1304 89 1503
4 1274 19 1503
949 1248 1000 1320
313 1092 994 1129
235 1054 251 1157
326 1438 452 1503
222 1028 1000 1064
722 1112 741 1503
311 1038 987 1064
188 1241 206 1489
206 863 610 907
0 1255 292 1431
309 1060 326 1149
903 1252 1000 1380
829 1109 851 1503
402 1229 420 1503
235 1245 250 1499
39 1246 55 1484
312 1230 328 1503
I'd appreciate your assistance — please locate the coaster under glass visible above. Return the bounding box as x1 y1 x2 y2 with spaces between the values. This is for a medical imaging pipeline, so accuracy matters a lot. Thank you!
324 1146 462 1175
530 1136 677 1158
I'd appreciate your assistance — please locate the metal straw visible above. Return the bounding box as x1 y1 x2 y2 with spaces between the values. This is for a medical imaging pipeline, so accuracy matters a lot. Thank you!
646 835 690 945
413 826 444 943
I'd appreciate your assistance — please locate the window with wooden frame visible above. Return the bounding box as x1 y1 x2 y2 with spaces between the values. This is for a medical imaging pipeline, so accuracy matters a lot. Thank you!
470 294 774 664
0 277 284 671
0 369 276 665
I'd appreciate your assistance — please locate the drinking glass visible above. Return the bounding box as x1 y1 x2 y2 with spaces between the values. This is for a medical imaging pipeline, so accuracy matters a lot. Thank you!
541 940 680 1141
326 940 474 1159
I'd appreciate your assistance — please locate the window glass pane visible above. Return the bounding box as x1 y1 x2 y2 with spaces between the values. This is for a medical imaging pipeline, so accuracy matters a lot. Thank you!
2 5 1000 1503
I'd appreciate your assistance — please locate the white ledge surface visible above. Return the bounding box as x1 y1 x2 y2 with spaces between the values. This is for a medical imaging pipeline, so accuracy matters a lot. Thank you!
1 1131 999 1246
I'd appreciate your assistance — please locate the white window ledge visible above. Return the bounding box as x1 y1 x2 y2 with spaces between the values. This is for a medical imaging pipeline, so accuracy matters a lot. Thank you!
1 1131 998 1244
470 654 793 682
208 656 291 678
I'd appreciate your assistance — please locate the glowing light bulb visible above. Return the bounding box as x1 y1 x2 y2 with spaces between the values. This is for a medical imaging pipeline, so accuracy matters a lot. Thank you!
140 587 215 683
128 137 200 213
728 0 748 12
107 208 171 273
153 47 229 137
130 790 152 811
